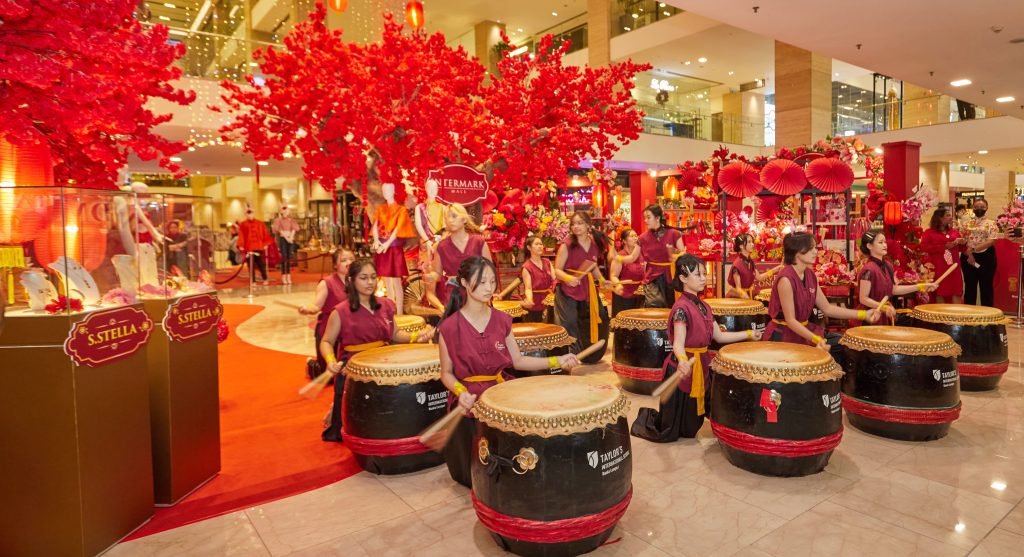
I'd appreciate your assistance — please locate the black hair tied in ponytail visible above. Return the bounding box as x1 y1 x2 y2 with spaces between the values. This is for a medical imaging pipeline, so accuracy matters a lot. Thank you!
436 256 497 339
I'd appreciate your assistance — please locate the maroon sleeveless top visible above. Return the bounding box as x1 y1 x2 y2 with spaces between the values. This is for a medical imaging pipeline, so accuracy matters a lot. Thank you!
522 258 554 311
331 297 396 361
559 238 599 302
729 255 756 293
763 265 823 345
439 309 514 401
617 247 645 298
639 227 682 282
317 273 348 335
666 292 715 393
436 234 486 304
857 257 894 307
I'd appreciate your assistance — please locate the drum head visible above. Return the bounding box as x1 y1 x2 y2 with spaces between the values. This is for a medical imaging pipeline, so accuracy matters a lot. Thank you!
345 344 440 385
712 341 842 384
704 298 768 316
841 326 960 357
511 323 575 350
912 303 1007 325
475 376 628 437
394 314 427 333
610 308 670 330
492 300 527 318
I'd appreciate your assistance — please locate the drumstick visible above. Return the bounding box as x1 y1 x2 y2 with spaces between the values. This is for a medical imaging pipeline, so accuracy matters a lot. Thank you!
274 299 318 314
872 295 890 321
298 369 334 400
496 278 522 300
576 339 606 361
651 357 696 404
418 406 465 452
558 261 598 283
935 264 959 285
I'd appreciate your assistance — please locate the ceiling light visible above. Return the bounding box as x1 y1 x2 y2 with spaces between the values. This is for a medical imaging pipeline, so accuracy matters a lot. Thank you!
169 156 182 162
517 28 523 32
249 62 258 67
874 148 883 154
158 15 171 21
647 169 658 178
996 96 1015 103
684 60 691 65
257 161 269 166
659 2 666 6
950 79 972 87
188 146 196 152
663 11 670 16
508 45 528 57
992 481 1007 491
240 167 252 172
623 26 631 31
978 150 989 154
834 72 839 77
282 152 294 158
632 13 639 18
551 11 558 16
698 57 707 63
728 71 734 76
168 29 188 37
164 2 176 7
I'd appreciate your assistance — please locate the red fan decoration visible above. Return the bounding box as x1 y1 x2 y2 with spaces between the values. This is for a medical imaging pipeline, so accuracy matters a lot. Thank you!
760 159 806 196
756 195 786 221
717 161 763 198
679 168 703 188
805 158 854 193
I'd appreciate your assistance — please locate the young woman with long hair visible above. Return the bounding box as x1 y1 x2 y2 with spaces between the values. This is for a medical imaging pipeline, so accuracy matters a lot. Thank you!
609 228 644 316
638 204 685 307
554 211 610 363
727 233 778 299
520 235 555 323
426 203 492 311
300 248 355 380
856 229 938 323
920 205 966 303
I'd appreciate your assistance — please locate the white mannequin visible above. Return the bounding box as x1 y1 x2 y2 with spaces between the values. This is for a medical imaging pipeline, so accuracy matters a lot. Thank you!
138 243 159 287
112 254 139 294
415 179 445 309
371 182 404 315
49 256 100 305
20 270 58 311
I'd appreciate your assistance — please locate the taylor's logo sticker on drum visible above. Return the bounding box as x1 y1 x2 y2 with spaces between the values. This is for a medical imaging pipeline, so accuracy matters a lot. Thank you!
821 395 829 407
416 392 426 405
1001 333 1008 346
822 393 842 414
587 451 599 469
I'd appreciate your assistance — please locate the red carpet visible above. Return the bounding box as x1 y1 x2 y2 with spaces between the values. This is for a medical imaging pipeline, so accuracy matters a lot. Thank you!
128 304 361 539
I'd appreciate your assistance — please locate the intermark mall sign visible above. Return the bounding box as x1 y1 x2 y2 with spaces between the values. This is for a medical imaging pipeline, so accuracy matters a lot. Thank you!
428 164 489 206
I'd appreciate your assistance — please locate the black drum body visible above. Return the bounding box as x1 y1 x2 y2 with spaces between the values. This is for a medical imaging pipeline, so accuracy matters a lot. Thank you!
612 326 671 395
841 349 959 441
710 373 842 477
709 313 769 353
472 418 632 557
342 378 447 474
911 319 1008 391
508 344 572 378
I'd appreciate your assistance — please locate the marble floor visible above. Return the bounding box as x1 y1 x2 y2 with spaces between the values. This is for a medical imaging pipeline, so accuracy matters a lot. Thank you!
109 287 1024 556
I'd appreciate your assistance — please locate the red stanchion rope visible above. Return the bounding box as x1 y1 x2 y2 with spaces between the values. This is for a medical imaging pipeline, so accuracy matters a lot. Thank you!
471 487 632 544
611 362 663 382
958 361 1009 377
290 252 331 264
342 432 429 457
710 421 843 457
841 395 961 424
215 264 246 285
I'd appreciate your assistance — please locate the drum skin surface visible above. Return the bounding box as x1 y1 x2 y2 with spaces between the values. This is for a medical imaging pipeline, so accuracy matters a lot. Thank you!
471 376 632 557
704 298 768 353
342 344 446 474
710 342 844 477
840 326 961 441
610 308 671 395
910 304 1009 391
507 323 574 378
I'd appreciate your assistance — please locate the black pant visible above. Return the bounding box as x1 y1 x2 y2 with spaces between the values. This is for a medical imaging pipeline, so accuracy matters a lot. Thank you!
643 274 672 308
322 367 346 442
554 289 609 364
962 249 996 307
278 238 296 274
631 387 710 442
524 307 550 323
247 251 268 281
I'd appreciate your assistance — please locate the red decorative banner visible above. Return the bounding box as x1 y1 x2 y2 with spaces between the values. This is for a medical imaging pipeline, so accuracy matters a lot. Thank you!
162 293 223 343
428 164 489 206
64 305 154 367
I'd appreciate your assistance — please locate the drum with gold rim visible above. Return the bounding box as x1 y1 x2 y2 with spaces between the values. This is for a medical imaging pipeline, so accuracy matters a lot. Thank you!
910 303 1009 391
704 298 769 354
506 323 575 378
471 376 632 557
492 300 527 322
609 308 672 395
710 342 844 477
393 314 427 335
839 326 961 441
342 344 446 474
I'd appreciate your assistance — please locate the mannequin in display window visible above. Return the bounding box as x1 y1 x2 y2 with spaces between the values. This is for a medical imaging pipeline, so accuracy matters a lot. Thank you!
238 206 272 284
272 205 301 285
372 183 416 315
415 178 446 296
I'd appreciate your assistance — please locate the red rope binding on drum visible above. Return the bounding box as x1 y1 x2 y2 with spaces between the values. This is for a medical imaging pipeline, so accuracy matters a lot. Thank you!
710 421 842 457
471 488 632 544
611 362 663 381
958 361 1009 377
841 395 961 424
342 433 429 457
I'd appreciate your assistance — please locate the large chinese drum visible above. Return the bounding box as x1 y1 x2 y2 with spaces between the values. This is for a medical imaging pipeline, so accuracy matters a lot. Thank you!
394 314 428 335
910 304 1009 391
710 342 844 477
839 326 961 441
704 298 769 355
506 323 575 378
610 308 672 395
471 376 632 557
493 300 527 322
342 344 447 474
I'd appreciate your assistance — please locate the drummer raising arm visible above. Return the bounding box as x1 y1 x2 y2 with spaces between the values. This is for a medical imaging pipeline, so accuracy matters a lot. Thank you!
765 232 882 352
857 230 937 320
437 256 580 487
727 233 780 299
520 235 556 322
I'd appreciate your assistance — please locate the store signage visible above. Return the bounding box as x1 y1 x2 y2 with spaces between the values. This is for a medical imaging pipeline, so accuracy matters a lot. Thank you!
64 306 153 367
163 293 223 343
428 164 489 206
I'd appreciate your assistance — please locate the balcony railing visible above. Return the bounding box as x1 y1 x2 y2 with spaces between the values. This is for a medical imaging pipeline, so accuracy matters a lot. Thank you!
145 23 281 82
639 103 770 147
832 94 992 136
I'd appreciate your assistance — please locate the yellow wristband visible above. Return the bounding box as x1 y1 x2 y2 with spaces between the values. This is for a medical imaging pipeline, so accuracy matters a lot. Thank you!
452 382 467 397
746 329 753 339
918 283 926 292
810 334 824 345
409 331 418 343
857 309 867 320
548 356 560 369
325 354 337 365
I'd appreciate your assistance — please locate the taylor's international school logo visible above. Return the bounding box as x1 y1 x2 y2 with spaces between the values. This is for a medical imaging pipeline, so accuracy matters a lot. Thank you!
933 369 942 381
822 394 829 407
587 451 599 469
416 392 426 405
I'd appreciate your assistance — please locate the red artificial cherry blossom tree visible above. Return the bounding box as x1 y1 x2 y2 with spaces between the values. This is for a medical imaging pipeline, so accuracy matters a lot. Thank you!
0 0 194 187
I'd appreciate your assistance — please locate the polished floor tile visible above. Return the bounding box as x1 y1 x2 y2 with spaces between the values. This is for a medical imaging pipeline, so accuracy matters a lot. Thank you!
106 512 269 557
968 528 1024 557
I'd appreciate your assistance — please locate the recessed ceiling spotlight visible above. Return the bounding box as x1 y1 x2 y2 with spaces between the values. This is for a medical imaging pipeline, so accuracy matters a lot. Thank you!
684 60 691 65
623 26 631 31
551 11 558 16
169 156 182 162
978 150 989 154
158 15 170 21
240 167 252 172
728 71 734 76
257 161 269 166
950 79 972 87
996 96 1015 103
164 2 176 7
517 28 523 32
631 13 639 18
698 57 707 63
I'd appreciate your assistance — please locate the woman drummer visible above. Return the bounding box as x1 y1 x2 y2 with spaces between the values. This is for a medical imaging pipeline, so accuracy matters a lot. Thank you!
857 229 938 323
426 203 492 311
438 256 580 487
609 228 644 316
632 254 761 442
520 235 555 323
638 204 685 308
299 248 355 380
726 233 778 299
319 258 434 442
765 232 881 352
554 211 609 363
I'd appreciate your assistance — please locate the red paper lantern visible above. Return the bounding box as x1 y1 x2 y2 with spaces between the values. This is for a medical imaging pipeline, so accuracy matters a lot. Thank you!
805 157 854 193
0 136 55 244
717 161 763 198
327 0 348 12
883 200 903 226
760 159 805 196
663 176 679 199
405 1 424 30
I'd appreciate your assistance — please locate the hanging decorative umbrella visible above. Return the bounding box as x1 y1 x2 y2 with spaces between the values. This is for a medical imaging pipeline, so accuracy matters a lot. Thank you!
805 158 854 193
760 159 806 196
717 161 763 198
